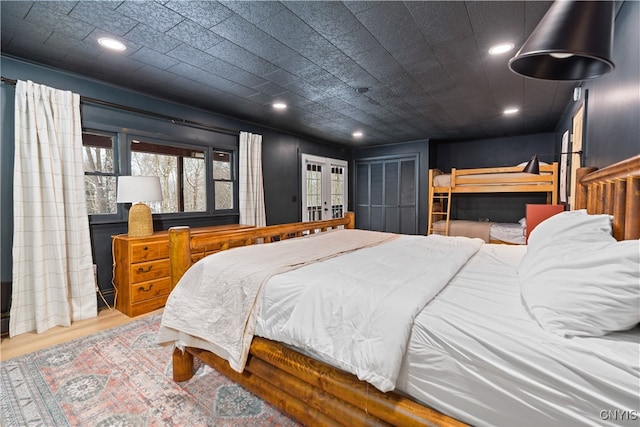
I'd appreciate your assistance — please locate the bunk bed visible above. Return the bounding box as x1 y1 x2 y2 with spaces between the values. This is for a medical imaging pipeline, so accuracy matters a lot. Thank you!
157 155 639 427
427 162 559 240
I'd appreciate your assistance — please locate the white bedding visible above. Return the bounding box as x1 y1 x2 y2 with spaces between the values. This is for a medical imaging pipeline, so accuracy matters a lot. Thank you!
160 230 639 426
255 233 482 391
394 244 639 427
258 244 639 427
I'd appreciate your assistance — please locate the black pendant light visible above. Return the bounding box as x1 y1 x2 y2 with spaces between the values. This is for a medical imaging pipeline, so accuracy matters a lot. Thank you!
509 1 615 81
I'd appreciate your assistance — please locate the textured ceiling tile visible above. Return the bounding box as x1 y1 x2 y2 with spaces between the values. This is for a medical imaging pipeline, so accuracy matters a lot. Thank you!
220 1 286 25
262 68 298 87
44 32 103 59
0 1 34 19
25 3 95 39
39 1 78 15
406 1 473 47
204 58 267 88
329 25 381 57
123 24 181 54
168 61 234 90
115 1 184 33
165 21 224 51
252 81 288 97
0 12 52 44
130 46 181 70
285 1 359 38
207 41 279 76
257 8 317 51
165 0 234 29
210 14 278 57
227 83 260 98
167 44 215 67
70 2 138 36
3 36 68 63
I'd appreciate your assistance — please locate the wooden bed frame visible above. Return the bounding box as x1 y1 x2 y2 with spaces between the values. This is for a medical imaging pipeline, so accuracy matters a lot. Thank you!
427 162 559 236
168 155 639 427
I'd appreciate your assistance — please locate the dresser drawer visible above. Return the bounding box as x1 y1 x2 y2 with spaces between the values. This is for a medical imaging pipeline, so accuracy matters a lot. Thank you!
131 241 170 262
130 259 170 283
131 277 171 303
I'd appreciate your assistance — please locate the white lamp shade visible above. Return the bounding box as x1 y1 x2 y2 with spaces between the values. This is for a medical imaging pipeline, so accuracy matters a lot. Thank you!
116 176 163 203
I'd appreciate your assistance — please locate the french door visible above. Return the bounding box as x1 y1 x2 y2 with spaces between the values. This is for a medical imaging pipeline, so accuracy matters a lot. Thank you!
301 154 348 221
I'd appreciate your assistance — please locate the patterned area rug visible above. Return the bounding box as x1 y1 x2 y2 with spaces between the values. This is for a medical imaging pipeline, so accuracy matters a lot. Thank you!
1 313 301 426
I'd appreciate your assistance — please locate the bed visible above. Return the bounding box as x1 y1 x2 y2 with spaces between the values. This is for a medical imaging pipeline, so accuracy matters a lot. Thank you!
159 155 639 427
427 162 559 237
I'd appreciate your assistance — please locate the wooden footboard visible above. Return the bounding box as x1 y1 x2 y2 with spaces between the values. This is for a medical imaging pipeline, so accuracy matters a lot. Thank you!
173 338 464 427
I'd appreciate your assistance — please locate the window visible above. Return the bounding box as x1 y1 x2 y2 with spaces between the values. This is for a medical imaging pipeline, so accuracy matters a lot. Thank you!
213 150 233 210
130 139 206 214
83 129 236 218
83 131 117 215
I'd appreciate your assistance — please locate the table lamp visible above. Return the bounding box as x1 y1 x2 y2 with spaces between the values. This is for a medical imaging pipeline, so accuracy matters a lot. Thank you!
116 176 163 237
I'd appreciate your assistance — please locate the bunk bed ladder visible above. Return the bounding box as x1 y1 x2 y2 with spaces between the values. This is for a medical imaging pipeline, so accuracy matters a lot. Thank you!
427 186 452 236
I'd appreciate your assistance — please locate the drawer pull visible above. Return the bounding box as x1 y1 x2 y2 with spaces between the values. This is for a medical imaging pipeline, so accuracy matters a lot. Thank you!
138 284 153 292
143 246 148 250
137 265 153 273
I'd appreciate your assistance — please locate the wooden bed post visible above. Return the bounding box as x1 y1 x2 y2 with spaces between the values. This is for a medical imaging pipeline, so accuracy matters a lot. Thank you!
169 226 192 289
344 211 355 229
172 347 194 382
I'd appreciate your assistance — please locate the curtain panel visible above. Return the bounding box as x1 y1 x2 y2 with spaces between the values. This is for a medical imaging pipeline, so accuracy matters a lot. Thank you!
238 132 266 227
11 80 97 337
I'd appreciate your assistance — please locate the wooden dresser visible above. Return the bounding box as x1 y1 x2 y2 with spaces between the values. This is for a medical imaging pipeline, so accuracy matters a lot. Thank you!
112 224 253 317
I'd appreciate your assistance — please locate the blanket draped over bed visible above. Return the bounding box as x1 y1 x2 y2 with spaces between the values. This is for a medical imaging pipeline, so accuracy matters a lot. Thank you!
159 229 483 392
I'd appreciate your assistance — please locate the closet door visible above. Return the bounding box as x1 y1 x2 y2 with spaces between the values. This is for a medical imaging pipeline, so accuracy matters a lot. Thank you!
355 156 417 234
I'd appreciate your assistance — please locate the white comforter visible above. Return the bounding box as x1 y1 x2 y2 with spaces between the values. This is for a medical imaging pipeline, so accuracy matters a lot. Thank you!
159 229 482 392
158 228 397 371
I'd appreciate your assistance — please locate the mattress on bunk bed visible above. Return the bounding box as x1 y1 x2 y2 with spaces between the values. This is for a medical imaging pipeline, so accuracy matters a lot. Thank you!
433 171 549 187
432 220 525 244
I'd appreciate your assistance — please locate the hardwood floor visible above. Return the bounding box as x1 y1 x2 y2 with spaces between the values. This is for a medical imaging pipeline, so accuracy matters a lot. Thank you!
0 307 162 361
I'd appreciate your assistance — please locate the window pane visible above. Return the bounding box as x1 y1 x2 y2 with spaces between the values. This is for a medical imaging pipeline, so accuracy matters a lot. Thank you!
213 151 231 180
83 133 114 173
84 176 117 214
183 157 206 212
83 132 115 215
215 181 233 210
131 140 205 213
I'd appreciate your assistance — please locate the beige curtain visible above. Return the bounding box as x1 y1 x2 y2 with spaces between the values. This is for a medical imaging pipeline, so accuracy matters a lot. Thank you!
11 80 97 337
239 131 266 227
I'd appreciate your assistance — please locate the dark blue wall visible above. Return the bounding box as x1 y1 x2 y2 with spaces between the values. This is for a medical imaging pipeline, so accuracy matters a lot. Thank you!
555 0 640 167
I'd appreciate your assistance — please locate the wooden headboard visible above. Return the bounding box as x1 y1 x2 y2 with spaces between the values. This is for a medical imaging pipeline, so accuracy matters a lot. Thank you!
575 154 640 240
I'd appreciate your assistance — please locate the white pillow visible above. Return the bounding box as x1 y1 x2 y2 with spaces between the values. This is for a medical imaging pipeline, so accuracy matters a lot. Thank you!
519 211 640 337
527 209 613 248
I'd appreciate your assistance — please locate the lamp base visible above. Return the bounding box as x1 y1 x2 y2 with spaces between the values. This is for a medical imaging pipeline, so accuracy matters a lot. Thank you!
128 203 154 237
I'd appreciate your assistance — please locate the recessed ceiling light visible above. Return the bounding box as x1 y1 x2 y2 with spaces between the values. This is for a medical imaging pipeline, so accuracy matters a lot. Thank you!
489 43 514 55
352 131 363 138
503 108 519 115
273 102 287 110
98 38 126 51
